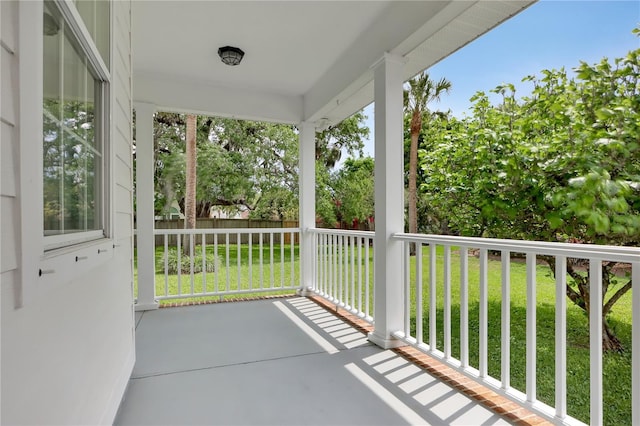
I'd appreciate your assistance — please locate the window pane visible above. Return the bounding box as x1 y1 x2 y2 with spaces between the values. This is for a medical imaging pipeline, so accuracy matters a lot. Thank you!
43 2 103 239
43 3 63 233
75 0 110 68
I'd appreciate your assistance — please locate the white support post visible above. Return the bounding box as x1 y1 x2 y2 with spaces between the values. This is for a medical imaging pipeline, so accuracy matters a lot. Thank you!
297 121 316 296
368 53 405 349
134 102 158 311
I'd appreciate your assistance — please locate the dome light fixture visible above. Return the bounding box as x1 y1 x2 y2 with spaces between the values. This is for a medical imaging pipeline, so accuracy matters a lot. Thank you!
218 46 245 66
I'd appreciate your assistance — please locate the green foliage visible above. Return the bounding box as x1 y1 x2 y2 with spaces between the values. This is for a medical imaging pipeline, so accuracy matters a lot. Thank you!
315 112 369 168
145 111 370 222
315 162 337 226
332 157 375 225
420 45 640 244
418 35 639 350
164 246 220 274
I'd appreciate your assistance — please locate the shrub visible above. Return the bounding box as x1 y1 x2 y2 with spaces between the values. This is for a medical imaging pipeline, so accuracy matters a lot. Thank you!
163 247 220 274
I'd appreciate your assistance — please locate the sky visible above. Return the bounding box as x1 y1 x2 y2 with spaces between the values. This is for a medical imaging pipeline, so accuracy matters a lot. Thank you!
358 0 640 158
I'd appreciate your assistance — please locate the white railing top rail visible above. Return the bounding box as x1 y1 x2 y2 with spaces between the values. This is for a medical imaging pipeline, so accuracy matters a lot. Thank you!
394 232 640 263
310 228 375 238
153 227 301 235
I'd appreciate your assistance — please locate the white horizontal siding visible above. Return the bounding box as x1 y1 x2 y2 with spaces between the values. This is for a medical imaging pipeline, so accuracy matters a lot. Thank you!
1 1 17 53
116 211 133 239
115 182 133 215
113 0 133 249
115 150 131 178
1 1 136 425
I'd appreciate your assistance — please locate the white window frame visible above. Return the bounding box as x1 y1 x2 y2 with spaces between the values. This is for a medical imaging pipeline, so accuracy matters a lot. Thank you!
42 0 111 251
18 0 114 305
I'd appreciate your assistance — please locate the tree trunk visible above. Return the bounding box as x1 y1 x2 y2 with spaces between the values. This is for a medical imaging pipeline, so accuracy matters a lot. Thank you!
408 110 421 256
545 256 626 352
184 114 197 254
602 320 623 352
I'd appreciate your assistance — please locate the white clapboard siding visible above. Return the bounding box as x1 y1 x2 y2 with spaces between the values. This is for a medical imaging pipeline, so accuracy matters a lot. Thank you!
1 1 136 425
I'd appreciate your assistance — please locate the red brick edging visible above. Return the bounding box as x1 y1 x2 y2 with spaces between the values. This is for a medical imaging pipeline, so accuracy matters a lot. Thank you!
306 295 552 426
158 293 296 308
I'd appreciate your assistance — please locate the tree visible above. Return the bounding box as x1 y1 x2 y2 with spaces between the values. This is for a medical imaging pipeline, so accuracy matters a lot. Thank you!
333 157 375 228
419 41 640 350
403 72 451 253
184 115 197 228
148 110 371 226
315 112 369 167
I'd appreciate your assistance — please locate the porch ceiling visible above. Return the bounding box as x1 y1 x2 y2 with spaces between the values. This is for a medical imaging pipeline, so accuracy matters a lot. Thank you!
132 1 535 126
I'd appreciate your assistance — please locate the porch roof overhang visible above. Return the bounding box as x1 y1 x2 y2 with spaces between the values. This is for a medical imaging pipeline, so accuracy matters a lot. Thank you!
132 1 535 127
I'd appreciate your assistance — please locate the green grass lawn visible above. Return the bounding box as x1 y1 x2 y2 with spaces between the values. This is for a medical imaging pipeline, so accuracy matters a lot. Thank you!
134 243 301 303
134 243 633 425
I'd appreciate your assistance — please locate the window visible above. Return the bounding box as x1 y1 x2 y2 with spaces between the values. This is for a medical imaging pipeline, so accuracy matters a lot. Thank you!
42 0 110 250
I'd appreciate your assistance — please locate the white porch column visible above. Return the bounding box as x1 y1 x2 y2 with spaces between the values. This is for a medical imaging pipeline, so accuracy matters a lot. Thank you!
368 53 405 349
297 121 316 296
134 102 159 311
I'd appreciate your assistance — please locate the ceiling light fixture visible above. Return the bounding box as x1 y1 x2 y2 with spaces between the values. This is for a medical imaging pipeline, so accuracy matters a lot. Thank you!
218 46 245 66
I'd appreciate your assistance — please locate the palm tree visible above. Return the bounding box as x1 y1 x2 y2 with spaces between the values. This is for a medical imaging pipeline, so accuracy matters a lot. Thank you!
184 114 197 253
404 72 451 253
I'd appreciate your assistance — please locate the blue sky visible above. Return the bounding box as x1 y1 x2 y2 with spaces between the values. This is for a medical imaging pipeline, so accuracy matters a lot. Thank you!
358 0 639 158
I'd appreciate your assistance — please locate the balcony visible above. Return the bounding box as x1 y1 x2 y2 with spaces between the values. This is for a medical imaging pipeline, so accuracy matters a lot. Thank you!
131 227 639 425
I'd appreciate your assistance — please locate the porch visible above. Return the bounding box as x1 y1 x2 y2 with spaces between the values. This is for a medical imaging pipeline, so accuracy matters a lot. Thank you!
132 227 640 425
116 296 516 425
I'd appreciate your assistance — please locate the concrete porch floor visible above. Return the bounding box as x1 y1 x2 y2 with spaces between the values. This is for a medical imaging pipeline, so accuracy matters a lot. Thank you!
116 297 514 426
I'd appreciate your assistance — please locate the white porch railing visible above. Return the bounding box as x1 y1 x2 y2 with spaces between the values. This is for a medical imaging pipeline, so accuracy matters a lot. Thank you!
391 233 640 426
152 228 301 300
311 228 375 323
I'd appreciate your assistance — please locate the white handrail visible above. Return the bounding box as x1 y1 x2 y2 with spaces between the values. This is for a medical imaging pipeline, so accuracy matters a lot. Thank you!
391 231 637 426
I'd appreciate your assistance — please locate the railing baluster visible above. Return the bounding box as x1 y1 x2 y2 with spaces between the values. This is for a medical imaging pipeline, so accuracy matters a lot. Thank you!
443 245 451 359
358 236 363 315
555 255 567 420
460 246 468 368
332 234 337 300
280 232 285 289
429 244 437 351
202 233 206 294
372 238 375 318
343 235 348 307
479 248 488 378
270 232 274 289
338 236 343 305
236 232 241 291
248 233 253 290
225 233 230 293
501 250 511 390
189 233 195 295
177 234 182 296
416 242 424 345
589 258 603 425
164 234 169 297
526 252 536 402
404 241 411 338
214 234 218 294
318 234 323 295
633 261 640 426
259 232 264 290
351 236 355 309
290 231 295 288
365 238 370 318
